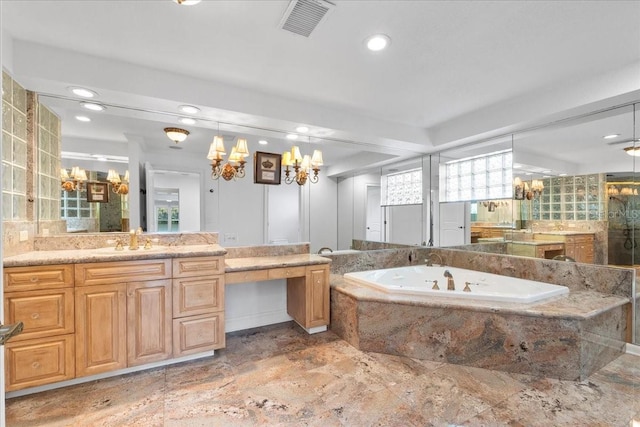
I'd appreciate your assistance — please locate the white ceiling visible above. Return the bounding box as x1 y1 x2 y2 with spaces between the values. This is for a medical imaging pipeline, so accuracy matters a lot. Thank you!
2 0 640 175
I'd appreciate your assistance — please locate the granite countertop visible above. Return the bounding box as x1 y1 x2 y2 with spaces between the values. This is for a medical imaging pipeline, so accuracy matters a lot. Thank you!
225 254 331 272
3 244 227 267
507 240 565 246
330 274 630 320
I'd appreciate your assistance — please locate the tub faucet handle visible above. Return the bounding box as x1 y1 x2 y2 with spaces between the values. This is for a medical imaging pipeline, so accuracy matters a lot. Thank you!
432 280 439 290
463 282 471 292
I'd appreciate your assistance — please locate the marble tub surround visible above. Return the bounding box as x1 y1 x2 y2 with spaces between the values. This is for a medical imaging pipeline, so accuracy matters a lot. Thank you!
351 239 412 251
331 275 630 380
5 322 639 426
434 247 635 298
326 246 431 275
225 243 310 259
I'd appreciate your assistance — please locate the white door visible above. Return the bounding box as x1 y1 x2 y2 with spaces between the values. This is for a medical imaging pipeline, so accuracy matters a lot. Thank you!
440 202 469 246
365 185 382 241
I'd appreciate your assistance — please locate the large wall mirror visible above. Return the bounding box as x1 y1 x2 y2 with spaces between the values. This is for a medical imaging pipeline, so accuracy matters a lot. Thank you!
31 94 426 251
436 103 638 268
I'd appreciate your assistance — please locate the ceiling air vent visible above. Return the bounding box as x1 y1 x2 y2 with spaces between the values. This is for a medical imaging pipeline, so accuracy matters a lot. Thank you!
279 0 335 38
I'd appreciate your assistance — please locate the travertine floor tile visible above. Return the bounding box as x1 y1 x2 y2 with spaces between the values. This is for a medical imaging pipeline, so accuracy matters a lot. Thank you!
5 322 638 427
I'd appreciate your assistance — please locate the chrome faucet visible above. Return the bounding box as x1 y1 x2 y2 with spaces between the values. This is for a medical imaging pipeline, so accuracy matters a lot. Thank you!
443 269 455 291
426 252 444 267
317 247 333 254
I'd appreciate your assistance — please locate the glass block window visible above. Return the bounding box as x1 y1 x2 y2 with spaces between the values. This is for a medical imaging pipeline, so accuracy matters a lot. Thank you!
440 150 512 202
60 171 97 220
37 103 62 221
2 71 28 220
60 188 97 220
383 168 422 206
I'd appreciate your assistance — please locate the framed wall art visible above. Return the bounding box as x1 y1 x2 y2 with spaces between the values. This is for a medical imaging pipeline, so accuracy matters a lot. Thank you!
254 151 282 185
87 182 109 203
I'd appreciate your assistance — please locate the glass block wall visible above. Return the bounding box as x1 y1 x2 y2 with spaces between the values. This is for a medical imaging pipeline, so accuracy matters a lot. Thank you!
37 102 61 221
531 173 606 221
2 70 28 220
440 150 513 202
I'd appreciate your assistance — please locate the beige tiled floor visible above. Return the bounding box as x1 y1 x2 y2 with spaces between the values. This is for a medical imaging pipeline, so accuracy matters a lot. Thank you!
6 322 640 426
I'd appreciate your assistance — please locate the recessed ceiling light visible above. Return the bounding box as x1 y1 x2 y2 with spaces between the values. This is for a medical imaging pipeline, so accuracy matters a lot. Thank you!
179 117 196 125
69 87 97 98
542 170 551 173
258 140 268 145
296 126 309 133
513 163 522 169
80 102 106 112
365 34 391 52
603 134 621 139
178 105 200 114
286 134 298 140
75 116 91 122
173 0 201 5
525 172 532 176
559 173 568 176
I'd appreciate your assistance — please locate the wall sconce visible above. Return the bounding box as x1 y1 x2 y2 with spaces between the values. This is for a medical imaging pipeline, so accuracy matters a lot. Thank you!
530 179 544 198
164 127 189 144
514 177 524 200
281 146 323 185
607 183 638 197
60 167 88 192
107 169 130 195
207 136 250 181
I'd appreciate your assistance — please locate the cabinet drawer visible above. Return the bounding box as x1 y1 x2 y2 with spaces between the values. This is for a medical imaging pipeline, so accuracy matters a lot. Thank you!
173 312 225 357
268 266 306 280
4 288 74 341
173 256 224 278
5 334 75 391
173 276 224 318
4 265 74 292
225 269 269 284
75 259 171 286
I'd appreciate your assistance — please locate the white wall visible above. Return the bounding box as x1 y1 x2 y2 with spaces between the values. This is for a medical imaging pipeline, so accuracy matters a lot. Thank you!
386 205 423 245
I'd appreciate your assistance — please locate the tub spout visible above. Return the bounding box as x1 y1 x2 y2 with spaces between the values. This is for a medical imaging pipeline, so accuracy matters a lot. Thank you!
317 247 333 254
443 269 455 291
426 252 444 267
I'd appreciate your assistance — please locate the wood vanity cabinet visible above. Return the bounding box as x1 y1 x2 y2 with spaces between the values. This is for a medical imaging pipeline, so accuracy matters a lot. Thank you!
172 256 225 356
564 234 595 264
287 264 330 329
74 259 172 377
534 233 595 263
3 264 75 391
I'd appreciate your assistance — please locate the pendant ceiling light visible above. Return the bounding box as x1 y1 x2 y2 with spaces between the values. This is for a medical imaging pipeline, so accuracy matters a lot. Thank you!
164 127 189 144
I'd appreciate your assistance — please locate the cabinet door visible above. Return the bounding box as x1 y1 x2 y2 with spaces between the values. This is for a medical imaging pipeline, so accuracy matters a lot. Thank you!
307 266 330 328
172 312 225 357
75 284 127 377
127 280 172 366
172 276 224 318
4 288 74 341
5 335 75 391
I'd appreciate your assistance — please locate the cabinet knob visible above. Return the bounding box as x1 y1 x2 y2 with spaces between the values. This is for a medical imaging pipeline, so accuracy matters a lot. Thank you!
30 277 39 283
32 362 40 369
31 313 39 320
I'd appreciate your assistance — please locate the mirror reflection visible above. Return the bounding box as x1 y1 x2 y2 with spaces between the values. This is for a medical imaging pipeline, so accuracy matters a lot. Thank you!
438 104 638 268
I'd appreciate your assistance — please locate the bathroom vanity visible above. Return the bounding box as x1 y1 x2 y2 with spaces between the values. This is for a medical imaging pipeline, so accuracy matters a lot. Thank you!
2 240 330 393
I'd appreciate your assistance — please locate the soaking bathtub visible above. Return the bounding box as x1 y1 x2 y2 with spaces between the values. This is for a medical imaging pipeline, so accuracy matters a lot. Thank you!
343 265 569 304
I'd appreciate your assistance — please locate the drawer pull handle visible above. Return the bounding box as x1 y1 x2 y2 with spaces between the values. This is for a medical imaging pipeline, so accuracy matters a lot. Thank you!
31 313 40 319
30 277 39 283
32 362 40 369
